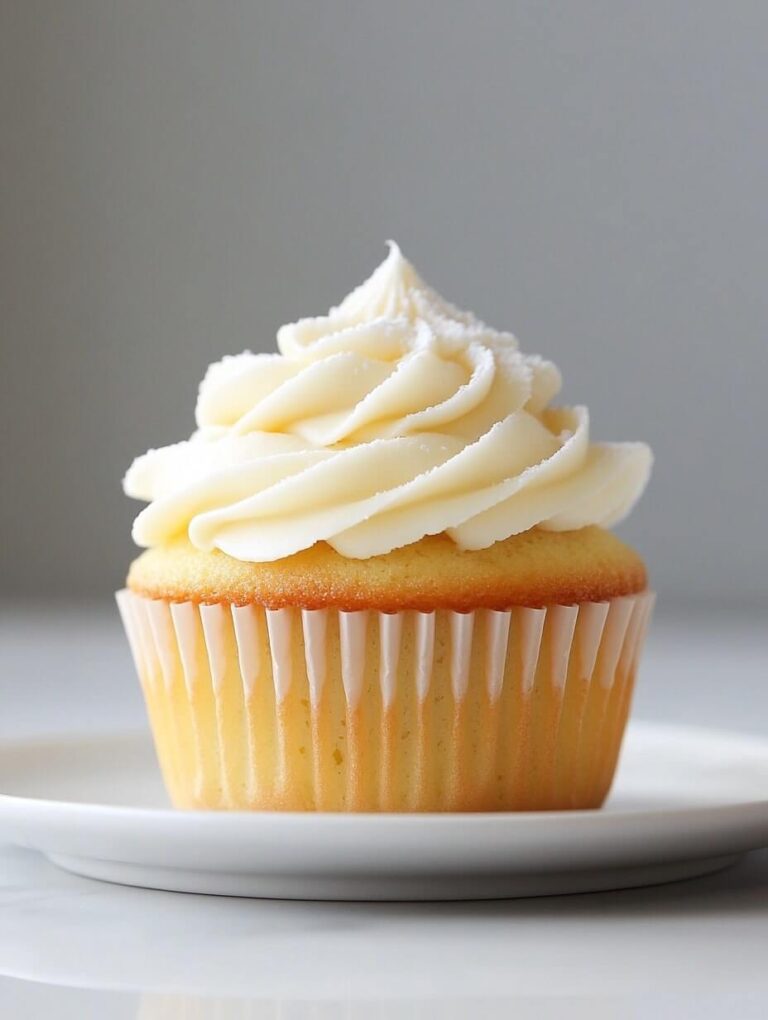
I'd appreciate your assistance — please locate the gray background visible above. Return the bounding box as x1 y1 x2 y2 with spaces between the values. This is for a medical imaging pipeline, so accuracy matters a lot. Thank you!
2 0 766 607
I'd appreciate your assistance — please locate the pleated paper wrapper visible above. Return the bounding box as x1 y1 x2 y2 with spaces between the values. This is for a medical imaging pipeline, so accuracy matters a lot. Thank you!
116 590 654 812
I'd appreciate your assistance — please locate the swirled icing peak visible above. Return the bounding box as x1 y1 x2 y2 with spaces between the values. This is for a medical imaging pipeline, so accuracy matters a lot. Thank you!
125 243 652 562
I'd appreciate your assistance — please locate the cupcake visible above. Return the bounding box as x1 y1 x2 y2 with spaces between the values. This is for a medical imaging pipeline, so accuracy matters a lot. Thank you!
118 243 653 812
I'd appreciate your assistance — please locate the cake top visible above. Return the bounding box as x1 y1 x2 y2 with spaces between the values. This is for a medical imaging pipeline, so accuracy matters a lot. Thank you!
124 243 652 562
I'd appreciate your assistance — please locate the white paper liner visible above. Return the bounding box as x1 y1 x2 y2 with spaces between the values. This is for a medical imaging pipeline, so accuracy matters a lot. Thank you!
116 589 655 811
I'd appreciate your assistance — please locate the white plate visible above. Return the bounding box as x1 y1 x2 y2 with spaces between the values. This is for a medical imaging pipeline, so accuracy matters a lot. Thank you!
0 721 767 901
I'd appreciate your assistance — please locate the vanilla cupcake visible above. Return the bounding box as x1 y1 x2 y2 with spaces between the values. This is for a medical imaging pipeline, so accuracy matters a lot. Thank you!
118 243 653 812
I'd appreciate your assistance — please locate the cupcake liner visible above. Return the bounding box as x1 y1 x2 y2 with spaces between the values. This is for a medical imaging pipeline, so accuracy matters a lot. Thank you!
116 589 654 812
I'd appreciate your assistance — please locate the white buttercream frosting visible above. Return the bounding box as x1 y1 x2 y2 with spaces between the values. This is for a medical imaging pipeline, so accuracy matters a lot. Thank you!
124 242 652 562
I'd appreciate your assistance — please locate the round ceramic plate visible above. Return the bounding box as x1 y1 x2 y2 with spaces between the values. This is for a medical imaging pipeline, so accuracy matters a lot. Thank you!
0 721 767 901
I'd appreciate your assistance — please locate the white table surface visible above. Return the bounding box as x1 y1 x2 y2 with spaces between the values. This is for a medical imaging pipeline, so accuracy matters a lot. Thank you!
1 602 767 1018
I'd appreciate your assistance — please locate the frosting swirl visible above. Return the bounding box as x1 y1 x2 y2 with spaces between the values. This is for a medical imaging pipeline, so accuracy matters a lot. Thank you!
125 243 652 562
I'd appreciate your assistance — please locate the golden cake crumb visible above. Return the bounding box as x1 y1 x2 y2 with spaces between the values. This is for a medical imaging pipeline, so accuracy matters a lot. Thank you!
127 526 646 610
